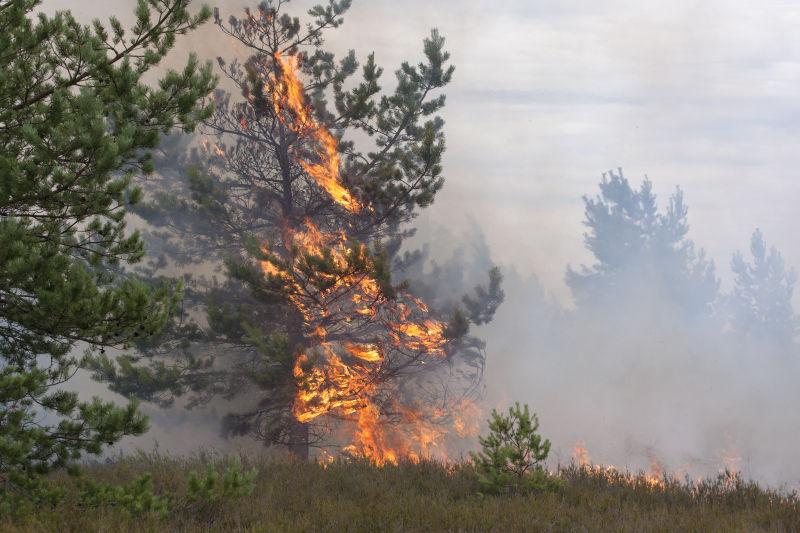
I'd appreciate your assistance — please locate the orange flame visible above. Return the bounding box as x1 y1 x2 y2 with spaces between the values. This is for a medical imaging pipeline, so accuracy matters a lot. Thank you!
346 404 399 466
573 440 591 467
644 451 666 488
390 320 447 355
257 51 459 465
292 347 375 423
452 400 481 438
572 440 750 490
573 441 667 489
345 343 383 362
269 53 361 213
718 435 741 476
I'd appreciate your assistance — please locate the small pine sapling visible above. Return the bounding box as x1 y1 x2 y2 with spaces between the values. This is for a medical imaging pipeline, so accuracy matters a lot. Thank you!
186 457 258 508
471 402 562 494
78 473 170 518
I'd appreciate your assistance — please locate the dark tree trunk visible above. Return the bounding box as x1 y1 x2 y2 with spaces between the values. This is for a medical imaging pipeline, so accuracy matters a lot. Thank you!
287 420 309 461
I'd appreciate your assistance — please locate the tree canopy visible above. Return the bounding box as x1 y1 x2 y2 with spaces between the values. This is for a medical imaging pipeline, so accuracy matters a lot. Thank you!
0 0 215 503
730 229 797 347
88 1 502 461
567 169 718 320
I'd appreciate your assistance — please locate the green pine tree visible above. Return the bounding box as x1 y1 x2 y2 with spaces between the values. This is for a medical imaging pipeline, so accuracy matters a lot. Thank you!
470 403 559 495
0 0 216 504
730 229 797 347
88 1 503 460
566 169 718 319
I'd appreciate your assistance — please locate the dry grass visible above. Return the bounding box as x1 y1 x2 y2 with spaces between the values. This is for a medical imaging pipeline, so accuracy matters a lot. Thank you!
4 452 800 532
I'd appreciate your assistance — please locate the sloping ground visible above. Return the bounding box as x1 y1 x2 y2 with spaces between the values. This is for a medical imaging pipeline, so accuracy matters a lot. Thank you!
5 453 799 532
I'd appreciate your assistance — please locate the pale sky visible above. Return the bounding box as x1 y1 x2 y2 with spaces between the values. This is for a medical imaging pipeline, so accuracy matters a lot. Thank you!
332 0 800 297
42 0 800 297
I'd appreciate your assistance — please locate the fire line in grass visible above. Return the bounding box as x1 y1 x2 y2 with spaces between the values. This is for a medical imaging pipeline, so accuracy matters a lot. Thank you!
571 439 744 490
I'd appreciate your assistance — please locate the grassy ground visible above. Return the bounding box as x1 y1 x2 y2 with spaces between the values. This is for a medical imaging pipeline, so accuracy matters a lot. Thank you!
4 452 800 532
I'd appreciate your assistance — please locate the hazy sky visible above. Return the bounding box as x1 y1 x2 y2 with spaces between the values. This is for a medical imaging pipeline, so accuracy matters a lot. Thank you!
302 0 800 299
42 0 800 298
332 0 800 298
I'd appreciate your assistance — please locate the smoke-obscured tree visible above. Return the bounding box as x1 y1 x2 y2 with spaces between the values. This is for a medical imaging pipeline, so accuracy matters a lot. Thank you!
566 169 718 321
729 229 797 348
89 1 502 459
0 0 215 503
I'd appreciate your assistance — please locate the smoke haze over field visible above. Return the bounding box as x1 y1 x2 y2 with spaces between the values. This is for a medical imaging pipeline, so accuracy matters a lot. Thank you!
41 0 800 296
42 0 800 486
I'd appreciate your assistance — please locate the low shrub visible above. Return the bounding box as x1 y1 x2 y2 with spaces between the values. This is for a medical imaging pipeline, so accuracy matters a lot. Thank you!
470 402 563 495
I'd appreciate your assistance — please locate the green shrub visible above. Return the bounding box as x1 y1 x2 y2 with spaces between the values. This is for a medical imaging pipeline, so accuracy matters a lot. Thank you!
3 455 800 531
79 473 169 518
73 456 258 519
186 457 258 507
471 402 562 495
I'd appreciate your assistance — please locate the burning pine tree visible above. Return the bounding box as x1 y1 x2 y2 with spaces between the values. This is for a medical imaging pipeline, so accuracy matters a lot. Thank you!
259 51 465 463
91 1 503 462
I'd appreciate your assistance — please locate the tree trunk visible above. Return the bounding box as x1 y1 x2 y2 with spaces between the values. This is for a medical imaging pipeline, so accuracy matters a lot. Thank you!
287 420 309 461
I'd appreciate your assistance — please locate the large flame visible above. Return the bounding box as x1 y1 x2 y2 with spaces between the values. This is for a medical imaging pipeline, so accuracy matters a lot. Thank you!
269 53 361 213
258 51 468 465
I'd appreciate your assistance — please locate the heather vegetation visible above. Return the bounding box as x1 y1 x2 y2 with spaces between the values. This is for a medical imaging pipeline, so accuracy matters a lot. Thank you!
3 453 799 532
